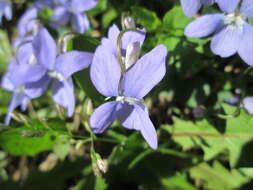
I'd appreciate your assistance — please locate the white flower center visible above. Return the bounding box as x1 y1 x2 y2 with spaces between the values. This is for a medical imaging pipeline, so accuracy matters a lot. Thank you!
16 85 24 94
224 13 245 30
116 96 142 105
48 71 65 81
29 54 37 65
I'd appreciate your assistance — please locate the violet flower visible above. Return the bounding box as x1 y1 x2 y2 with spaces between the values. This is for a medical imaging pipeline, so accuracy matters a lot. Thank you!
0 0 12 24
89 25 168 149
31 28 93 116
51 0 97 33
1 40 49 125
184 0 253 66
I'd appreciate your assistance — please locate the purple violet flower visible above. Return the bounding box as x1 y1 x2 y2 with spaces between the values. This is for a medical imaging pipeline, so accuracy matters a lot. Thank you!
1 41 50 125
89 25 168 149
31 28 93 116
0 0 12 24
184 0 253 66
51 0 97 33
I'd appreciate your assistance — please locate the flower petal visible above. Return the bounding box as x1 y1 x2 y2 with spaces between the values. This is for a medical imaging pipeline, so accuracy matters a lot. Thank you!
90 45 121 97
51 6 70 27
89 101 118 134
118 103 157 149
4 1 12 21
201 0 215 5
55 50 93 79
17 7 38 37
8 63 47 87
238 23 253 66
24 74 50 99
122 45 167 99
243 97 253 114
216 0 240 13
71 13 89 34
240 0 253 18
52 78 75 117
180 0 201 17
211 26 242 57
184 14 224 38
5 92 27 125
32 28 57 70
71 0 97 12
121 29 146 53
101 24 120 55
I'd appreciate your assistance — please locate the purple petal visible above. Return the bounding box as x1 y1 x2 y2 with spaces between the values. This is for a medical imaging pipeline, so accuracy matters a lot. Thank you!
71 0 97 12
5 92 27 125
121 29 146 53
184 14 224 38
8 64 47 87
24 74 50 99
122 45 167 99
55 50 93 79
90 45 121 97
238 23 253 66
216 0 240 13
15 41 34 65
118 103 157 149
240 0 253 18
101 24 120 55
211 26 243 57
180 0 201 17
52 79 75 117
1 73 14 91
89 101 118 134
201 0 215 5
32 28 57 70
4 1 12 21
18 7 38 37
243 97 253 114
51 6 70 27
71 13 89 34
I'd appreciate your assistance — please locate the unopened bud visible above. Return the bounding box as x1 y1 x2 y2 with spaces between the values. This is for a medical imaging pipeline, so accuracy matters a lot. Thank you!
123 16 136 29
97 159 108 174
125 42 141 69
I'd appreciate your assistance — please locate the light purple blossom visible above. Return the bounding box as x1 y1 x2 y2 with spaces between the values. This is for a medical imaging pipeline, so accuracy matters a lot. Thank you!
51 0 97 33
0 0 12 24
184 0 253 66
2 28 93 124
1 41 49 125
31 28 93 116
89 25 168 149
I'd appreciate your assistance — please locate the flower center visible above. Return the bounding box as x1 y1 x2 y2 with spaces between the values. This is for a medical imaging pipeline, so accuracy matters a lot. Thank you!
48 71 65 81
116 96 142 105
16 85 24 94
224 13 245 30
29 54 37 65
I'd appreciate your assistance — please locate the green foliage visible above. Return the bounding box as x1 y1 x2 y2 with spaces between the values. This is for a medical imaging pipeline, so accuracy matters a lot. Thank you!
0 120 69 156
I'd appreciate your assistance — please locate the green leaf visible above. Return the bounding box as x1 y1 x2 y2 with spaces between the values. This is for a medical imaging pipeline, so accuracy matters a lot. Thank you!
86 0 108 16
190 161 253 190
0 121 69 156
131 6 161 31
166 105 253 167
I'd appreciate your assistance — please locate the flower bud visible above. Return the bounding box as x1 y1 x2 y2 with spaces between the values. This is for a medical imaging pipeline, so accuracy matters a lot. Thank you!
125 42 141 69
123 16 136 29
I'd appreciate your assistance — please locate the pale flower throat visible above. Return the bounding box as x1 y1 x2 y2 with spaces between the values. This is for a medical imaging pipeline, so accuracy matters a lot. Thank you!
224 13 245 30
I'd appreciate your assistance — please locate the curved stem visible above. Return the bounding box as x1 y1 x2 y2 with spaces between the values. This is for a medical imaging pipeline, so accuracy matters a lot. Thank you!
58 32 79 55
